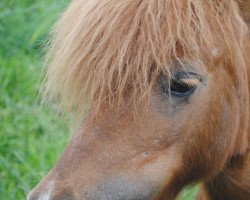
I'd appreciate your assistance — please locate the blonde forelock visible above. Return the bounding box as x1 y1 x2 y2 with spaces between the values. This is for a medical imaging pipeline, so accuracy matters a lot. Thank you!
42 0 248 118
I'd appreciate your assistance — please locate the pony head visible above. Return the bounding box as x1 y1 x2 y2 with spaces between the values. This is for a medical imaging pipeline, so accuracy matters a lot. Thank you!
28 0 250 199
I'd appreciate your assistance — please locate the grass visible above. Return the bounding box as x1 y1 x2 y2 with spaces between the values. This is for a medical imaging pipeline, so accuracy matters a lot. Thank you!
0 1 69 199
0 1 197 199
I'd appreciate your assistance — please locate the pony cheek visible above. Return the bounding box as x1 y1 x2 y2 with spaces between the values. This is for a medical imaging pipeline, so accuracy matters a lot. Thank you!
85 146 181 200
178 86 241 181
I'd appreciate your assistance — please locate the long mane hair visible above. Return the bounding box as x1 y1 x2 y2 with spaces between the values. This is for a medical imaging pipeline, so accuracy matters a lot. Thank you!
42 0 248 117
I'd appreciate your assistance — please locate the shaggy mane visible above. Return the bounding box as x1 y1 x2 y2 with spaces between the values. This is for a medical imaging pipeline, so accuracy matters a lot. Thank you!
43 0 248 117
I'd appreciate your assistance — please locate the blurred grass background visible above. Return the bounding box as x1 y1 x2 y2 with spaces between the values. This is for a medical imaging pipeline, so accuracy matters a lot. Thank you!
0 0 70 199
0 0 197 199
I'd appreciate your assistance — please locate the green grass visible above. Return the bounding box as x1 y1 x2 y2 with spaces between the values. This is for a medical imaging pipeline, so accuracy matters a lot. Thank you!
0 1 197 199
0 1 69 199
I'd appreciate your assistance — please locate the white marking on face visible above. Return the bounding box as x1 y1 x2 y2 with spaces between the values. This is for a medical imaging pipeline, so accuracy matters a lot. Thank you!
27 180 55 200
191 44 199 52
38 180 55 200
143 151 150 158
212 48 219 58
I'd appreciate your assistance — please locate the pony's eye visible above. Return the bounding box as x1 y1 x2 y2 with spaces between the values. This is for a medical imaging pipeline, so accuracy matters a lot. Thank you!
170 78 197 97
160 72 199 98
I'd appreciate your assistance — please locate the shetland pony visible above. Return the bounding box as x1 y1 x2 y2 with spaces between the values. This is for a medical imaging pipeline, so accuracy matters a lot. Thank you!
28 0 250 199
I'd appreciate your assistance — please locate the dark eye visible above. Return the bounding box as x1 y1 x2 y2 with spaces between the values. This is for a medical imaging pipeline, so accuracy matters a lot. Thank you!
160 72 199 97
170 78 197 97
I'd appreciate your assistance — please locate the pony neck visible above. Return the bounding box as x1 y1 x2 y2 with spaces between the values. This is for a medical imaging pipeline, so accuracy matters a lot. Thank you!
197 150 250 200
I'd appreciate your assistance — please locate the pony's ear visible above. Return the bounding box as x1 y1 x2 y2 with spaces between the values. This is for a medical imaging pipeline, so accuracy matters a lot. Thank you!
236 0 250 24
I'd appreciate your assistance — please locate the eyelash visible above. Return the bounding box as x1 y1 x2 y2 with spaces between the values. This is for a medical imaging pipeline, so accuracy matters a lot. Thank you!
159 73 199 98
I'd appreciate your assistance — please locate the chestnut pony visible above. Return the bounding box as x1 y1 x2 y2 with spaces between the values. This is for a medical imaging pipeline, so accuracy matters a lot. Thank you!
28 0 250 199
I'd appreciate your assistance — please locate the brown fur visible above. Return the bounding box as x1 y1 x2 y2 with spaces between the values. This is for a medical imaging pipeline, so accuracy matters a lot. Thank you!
43 0 247 117
29 0 250 200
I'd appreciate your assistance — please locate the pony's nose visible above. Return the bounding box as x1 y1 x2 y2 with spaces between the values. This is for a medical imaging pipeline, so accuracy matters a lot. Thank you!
27 191 75 200
27 184 75 200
